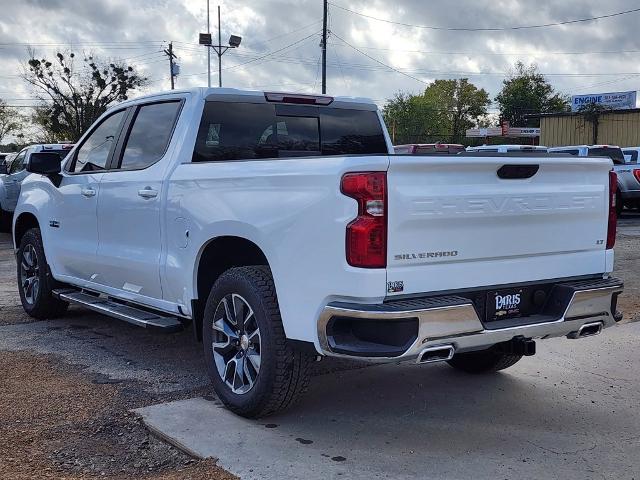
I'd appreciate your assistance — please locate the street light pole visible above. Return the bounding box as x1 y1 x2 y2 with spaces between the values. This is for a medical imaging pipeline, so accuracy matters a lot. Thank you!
322 0 327 94
200 4 241 88
207 0 211 88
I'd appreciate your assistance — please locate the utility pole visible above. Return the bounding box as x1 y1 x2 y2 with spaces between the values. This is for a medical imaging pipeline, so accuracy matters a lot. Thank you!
207 0 211 88
217 5 222 87
164 42 177 90
321 0 327 94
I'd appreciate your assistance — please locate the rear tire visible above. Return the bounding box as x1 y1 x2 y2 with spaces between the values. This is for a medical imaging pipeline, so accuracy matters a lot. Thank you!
447 347 522 374
202 265 312 418
17 228 68 319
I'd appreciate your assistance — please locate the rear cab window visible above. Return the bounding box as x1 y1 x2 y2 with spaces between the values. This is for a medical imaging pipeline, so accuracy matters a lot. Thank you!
588 147 625 165
192 102 387 162
552 149 580 156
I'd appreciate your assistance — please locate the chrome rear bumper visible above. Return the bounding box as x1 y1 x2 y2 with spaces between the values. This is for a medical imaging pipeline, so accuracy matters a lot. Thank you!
317 277 623 363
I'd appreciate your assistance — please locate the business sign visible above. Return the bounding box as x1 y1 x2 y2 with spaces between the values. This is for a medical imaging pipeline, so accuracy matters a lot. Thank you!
466 127 540 138
571 91 637 112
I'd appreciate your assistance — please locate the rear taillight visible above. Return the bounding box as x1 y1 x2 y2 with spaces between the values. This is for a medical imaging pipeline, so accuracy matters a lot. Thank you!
341 172 387 268
633 169 640 183
607 170 618 249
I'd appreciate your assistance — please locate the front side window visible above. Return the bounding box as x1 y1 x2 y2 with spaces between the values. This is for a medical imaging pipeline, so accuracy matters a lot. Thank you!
119 101 181 170
9 150 26 174
72 109 126 173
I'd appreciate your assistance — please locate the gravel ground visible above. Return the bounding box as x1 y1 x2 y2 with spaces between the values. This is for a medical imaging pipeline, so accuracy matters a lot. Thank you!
0 350 236 479
0 211 638 479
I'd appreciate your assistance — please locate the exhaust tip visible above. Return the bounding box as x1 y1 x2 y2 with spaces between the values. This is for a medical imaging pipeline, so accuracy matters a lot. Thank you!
417 345 455 364
568 321 603 339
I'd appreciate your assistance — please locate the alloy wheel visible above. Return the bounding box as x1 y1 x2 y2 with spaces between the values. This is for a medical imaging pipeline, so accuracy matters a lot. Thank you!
20 244 40 305
211 293 262 394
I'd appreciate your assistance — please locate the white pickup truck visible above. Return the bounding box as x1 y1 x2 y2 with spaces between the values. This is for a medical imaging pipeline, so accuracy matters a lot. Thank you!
13 88 623 418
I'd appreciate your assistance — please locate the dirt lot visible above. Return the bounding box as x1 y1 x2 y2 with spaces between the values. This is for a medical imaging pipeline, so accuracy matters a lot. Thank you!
0 212 638 479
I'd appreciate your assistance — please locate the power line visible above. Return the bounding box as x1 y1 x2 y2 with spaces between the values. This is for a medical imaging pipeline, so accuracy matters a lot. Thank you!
0 40 165 46
328 2 640 31
331 32 428 85
224 38 640 80
328 43 640 57
223 30 322 72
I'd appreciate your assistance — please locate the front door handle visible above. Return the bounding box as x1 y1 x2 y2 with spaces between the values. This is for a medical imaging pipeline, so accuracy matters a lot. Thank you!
138 187 158 199
81 188 96 198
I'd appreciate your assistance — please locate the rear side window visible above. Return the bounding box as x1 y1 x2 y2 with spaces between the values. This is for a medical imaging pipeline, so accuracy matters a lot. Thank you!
73 110 126 173
120 101 181 170
588 147 625 165
192 102 387 162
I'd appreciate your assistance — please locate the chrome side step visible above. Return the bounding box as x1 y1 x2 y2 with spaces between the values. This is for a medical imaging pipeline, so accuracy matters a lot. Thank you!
53 289 184 332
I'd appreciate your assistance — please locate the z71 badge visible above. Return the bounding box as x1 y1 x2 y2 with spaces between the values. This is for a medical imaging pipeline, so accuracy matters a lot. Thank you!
387 281 404 293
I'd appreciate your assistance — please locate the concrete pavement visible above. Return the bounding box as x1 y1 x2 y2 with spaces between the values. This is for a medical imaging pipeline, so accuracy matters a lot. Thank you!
136 321 640 480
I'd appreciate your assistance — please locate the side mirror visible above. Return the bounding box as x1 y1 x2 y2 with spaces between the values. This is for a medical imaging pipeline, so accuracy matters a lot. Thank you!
27 152 62 175
0 163 7 175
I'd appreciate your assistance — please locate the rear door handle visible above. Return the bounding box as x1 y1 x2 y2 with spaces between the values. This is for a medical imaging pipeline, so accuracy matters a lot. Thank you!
81 188 96 198
138 187 158 199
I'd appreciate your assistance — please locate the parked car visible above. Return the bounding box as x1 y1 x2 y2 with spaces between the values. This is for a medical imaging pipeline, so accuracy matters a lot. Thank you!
13 88 623 418
0 153 10 174
4 152 17 172
0 144 73 230
548 145 639 213
394 143 465 154
466 144 548 153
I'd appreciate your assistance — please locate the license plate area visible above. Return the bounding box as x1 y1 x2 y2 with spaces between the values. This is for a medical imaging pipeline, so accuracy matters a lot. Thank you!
486 288 530 322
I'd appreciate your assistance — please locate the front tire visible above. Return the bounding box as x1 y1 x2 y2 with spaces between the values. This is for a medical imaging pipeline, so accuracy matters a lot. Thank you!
17 228 68 319
202 266 312 418
447 347 522 374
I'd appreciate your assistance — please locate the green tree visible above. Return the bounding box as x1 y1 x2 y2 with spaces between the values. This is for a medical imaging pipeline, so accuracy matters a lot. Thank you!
495 62 569 127
22 50 148 141
422 79 491 143
383 79 490 144
0 100 26 144
382 92 439 144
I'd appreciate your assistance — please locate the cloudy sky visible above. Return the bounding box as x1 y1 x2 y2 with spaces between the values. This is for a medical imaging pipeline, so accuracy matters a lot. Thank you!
1 0 640 115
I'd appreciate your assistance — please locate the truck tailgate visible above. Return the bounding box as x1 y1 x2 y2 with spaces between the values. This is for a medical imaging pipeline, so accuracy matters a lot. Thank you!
386 155 612 296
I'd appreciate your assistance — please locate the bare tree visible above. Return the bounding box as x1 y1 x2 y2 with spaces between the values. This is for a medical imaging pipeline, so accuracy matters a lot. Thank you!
22 49 148 141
